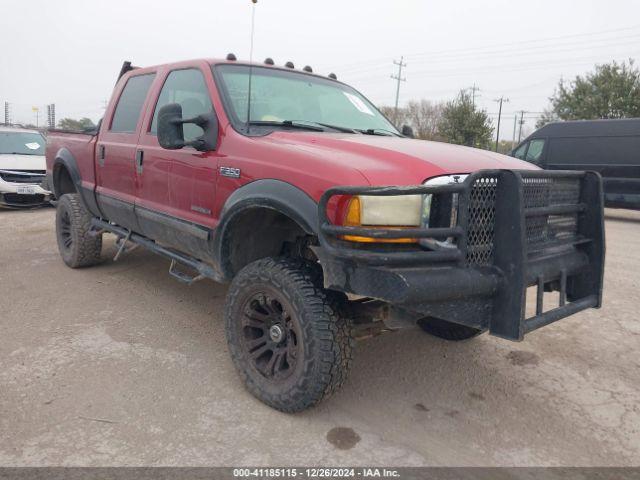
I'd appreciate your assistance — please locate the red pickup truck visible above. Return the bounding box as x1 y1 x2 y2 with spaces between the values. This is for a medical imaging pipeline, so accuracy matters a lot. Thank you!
46 57 605 412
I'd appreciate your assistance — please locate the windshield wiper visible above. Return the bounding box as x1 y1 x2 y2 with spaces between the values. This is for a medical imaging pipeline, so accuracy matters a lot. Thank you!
357 128 402 137
247 120 360 134
289 120 359 133
248 120 325 132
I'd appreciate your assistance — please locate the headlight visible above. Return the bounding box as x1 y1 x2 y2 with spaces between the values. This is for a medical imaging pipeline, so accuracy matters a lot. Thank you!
341 174 468 244
342 195 422 243
350 195 422 226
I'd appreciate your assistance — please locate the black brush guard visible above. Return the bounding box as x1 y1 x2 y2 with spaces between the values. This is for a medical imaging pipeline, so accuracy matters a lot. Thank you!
316 169 605 341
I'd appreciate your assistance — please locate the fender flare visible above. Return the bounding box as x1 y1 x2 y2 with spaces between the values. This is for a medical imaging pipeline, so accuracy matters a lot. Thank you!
213 179 319 279
52 148 82 197
52 148 101 217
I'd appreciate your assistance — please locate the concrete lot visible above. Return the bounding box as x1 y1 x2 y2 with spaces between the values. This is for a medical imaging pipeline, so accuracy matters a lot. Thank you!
1 206 639 466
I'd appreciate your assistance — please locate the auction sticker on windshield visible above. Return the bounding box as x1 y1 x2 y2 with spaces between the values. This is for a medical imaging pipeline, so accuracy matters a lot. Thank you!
25 142 41 150
343 92 375 116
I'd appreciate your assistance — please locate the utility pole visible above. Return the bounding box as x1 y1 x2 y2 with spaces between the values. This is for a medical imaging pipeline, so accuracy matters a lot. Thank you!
493 96 509 152
517 110 526 142
3 102 9 125
512 114 518 149
469 83 480 107
391 56 407 114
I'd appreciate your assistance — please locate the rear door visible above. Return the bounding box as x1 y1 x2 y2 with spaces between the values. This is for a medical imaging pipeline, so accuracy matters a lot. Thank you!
135 64 219 258
96 72 156 231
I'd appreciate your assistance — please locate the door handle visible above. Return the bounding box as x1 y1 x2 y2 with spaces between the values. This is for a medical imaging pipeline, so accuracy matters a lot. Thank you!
135 150 144 174
98 145 106 167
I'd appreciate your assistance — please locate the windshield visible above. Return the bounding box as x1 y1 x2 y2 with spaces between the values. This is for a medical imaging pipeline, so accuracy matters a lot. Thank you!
214 64 399 134
0 131 46 155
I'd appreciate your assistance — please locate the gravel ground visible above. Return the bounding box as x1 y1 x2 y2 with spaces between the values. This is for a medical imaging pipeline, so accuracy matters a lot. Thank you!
1 206 639 466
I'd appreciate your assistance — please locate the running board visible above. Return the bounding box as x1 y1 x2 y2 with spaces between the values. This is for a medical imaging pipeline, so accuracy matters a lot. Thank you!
91 218 224 284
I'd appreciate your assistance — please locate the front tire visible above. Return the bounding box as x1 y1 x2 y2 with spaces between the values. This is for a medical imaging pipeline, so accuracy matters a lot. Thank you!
417 316 483 341
55 193 102 268
224 257 354 412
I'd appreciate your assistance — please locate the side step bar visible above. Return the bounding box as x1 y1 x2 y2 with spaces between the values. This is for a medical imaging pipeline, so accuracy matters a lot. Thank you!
91 218 224 284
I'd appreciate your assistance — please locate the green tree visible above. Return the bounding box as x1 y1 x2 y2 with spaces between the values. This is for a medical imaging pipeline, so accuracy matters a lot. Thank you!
437 90 493 148
57 117 96 131
539 60 640 127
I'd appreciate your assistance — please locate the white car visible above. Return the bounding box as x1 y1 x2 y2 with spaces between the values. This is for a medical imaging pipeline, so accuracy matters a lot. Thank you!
0 126 52 207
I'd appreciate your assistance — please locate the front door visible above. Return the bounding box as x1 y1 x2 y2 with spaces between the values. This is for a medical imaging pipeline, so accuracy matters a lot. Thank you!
96 72 156 231
135 65 219 259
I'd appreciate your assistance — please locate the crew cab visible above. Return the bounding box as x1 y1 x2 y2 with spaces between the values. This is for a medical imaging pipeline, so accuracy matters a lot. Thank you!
46 57 605 412
0 126 51 207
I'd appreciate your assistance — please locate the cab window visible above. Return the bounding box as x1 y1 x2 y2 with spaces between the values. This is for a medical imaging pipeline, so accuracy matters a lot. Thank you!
525 139 545 164
150 69 213 142
110 74 156 133
513 142 528 160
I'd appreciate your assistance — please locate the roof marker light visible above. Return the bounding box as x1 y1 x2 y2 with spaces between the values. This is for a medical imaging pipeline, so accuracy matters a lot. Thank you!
285 61 295 69
328 73 337 80
303 65 313 73
264 57 275 65
226 53 237 61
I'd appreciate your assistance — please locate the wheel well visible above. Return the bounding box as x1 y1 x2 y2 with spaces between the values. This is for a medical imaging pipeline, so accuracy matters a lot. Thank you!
221 207 314 278
53 164 76 197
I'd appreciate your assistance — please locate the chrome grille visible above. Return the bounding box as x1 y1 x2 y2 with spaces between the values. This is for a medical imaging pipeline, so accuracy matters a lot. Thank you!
0 170 45 184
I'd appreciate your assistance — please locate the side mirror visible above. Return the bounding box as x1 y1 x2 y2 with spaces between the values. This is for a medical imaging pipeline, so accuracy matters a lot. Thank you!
157 103 219 151
401 125 415 138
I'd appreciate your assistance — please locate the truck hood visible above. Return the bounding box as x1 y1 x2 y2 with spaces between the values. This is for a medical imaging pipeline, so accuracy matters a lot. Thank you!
0 154 46 171
264 132 537 185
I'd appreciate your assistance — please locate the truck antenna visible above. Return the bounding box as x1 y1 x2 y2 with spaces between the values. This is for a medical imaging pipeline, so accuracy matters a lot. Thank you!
246 0 257 134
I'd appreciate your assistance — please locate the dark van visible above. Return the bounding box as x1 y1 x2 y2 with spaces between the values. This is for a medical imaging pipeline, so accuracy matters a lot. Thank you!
512 118 640 210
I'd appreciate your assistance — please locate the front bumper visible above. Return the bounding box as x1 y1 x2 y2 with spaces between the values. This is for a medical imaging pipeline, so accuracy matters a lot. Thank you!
0 178 51 207
316 169 605 341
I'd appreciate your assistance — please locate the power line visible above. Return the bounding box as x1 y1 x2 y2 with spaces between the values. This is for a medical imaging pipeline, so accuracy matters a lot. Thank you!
327 24 640 72
399 51 640 80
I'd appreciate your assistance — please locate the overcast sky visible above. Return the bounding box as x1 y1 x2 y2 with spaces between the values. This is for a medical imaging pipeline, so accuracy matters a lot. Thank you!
1 0 639 139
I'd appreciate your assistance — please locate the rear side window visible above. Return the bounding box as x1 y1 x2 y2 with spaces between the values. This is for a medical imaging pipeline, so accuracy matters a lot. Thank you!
150 69 213 142
110 74 156 133
525 139 545 163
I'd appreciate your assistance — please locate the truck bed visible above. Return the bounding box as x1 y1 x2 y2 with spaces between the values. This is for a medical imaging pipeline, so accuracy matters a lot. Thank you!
45 130 98 193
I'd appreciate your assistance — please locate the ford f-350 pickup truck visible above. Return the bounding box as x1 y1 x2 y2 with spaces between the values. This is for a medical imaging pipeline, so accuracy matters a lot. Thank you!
46 57 605 412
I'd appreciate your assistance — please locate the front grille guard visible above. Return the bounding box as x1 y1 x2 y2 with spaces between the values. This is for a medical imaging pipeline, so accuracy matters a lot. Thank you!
318 169 605 340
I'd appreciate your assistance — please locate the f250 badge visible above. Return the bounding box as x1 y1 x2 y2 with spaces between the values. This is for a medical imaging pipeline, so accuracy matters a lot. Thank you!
220 166 241 178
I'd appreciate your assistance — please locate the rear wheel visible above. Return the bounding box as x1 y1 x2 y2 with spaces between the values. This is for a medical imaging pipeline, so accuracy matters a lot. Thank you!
417 316 483 341
55 193 102 268
224 257 354 412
